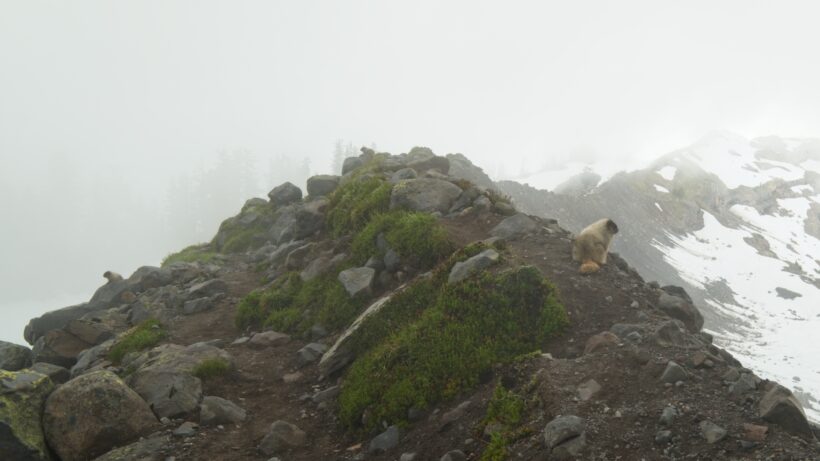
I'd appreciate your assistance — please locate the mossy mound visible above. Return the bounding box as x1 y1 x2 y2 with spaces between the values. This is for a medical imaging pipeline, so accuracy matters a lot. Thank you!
338 265 567 431
213 201 278 254
350 210 453 267
108 319 167 365
0 369 54 461
326 176 393 236
161 244 218 267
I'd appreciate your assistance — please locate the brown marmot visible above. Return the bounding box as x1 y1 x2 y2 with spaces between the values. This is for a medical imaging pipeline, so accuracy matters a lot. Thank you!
572 218 619 274
103 270 124 283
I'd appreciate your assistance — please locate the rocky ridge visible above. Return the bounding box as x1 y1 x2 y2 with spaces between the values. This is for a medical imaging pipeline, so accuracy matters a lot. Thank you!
0 146 817 460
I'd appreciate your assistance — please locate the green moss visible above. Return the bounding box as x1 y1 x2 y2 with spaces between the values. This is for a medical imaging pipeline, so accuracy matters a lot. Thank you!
212 204 277 254
326 177 393 235
192 357 231 380
481 432 509 461
236 270 368 335
338 266 567 431
108 319 167 365
162 244 217 267
477 384 527 461
0 370 54 459
350 211 453 268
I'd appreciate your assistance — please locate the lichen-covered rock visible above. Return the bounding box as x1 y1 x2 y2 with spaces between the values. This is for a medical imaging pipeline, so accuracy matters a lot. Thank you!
0 369 54 461
267 181 303 207
306 175 341 197
44 370 157 461
0 340 32 371
338 267 375 297
390 179 463 213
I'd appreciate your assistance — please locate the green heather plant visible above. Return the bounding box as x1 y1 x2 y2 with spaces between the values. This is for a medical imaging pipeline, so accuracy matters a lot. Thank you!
192 357 231 380
162 244 218 267
338 266 567 431
108 319 166 364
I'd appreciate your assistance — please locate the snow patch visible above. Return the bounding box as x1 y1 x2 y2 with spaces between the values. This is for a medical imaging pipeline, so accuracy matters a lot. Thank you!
657 166 676 181
654 184 670 193
791 184 813 194
654 202 663 212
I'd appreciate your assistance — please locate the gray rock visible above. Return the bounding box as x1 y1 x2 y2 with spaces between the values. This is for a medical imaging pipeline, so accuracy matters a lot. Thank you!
249 331 291 348
24 301 104 345
268 182 303 207
297 342 328 367
390 168 418 183
342 157 364 175
183 295 221 315
338 267 375 297
130 370 203 419
186 279 228 299
32 329 91 368
728 373 758 396
543 415 585 449
70 339 114 378
447 249 500 284
758 384 814 439
384 248 401 273
439 400 471 431
577 379 601 401
407 152 450 175
440 450 466 461
660 361 688 383
400 453 418 461
306 175 341 197
309 324 328 340
91 434 171 461
700 420 727 443
268 200 327 245
44 371 157 461
473 195 492 210
312 385 340 404
65 319 114 346
493 201 516 216
0 369 54 460
30 362 70 384
173 421 198 437
551 432 586 459
0 340 32 371
722 368 741 382
258 420 308 455
655 430 673 444
300 255 334 282
609 323 645 340
390 178 463 213
659 405 678 426
657 291 704 333
200 396 247 425
490 213 539 240
368 425 400 454
653 319 703 349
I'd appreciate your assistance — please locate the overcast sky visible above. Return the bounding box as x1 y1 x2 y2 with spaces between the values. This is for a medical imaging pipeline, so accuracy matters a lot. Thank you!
2 1 820 343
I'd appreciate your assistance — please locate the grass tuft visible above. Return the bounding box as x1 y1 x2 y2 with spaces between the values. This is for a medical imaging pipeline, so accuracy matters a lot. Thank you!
108 319 166 364
326 177 393 235
162 244 218 267
192 357 231 380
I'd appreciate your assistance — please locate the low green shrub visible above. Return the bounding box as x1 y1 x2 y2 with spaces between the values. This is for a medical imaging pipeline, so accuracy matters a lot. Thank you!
350 211 453 268
338 266 567 431
192 357 231 380
161 244 217 267
108 319 166 364
326 177 393 235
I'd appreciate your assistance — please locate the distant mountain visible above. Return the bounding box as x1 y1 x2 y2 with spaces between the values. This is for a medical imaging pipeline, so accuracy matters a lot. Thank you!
499 131 820 421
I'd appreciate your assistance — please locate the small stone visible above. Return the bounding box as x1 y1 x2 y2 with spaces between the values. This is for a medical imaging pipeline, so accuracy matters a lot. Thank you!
728 373 757 396
296 342 328 367
439 401 471 431
577 379 602 401
655 430 672 444
312 385 340 404
338 267 376 297
249 331 290 348
258 420 307 455
630 301 640 309
400 453 418 461
282 372 303 383
440 450 467 461
722 368 741 382
743 423 768 442
699 420 727 444
660 361 687 383
543 415 585 449
447 249 500 284
584 332 619 355
659 406 678 426
173 422 198 438
231 336 250 346
368 425 400 454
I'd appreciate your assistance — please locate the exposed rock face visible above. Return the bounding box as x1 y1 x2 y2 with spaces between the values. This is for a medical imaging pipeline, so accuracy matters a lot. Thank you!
30 362 70 384
258 420 307 455
0 369 54 461
342 156 364 175
200 396 247 426
65 319 114 346
0 340 32 371
447 249 499 284
390 178 463 213
490 213 539 240
758 384 815 439
306 175 341 197
24 302 102 345
268 182 302 207
268 199 327 244
657 291 704 333
338 267 375 297
31 329 91 368
44 370 157 461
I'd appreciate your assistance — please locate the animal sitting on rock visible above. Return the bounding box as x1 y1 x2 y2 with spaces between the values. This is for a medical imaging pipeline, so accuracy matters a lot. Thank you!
572 218 619 274
103 270 124 283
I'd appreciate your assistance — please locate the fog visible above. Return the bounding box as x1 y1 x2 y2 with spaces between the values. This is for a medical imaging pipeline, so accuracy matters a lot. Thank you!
2 1 820 343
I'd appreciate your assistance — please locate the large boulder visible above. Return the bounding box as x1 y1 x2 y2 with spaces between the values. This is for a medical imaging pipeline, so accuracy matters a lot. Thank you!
268 199 328 245
267 182 302 207
390 179 463 213
306 175 341 197
657 290 704 333
490 213 539 240
31 330 91 368
90 434 171 461
758 383 815 439
30 362 70 384
0 369 54 461
44 370 157 461
126 343 233 419
338 267 375 297
0 340 32 371
342 157 364 175
406 151 450 175
446 153 495 190
24 302 103 345
65 319 114 346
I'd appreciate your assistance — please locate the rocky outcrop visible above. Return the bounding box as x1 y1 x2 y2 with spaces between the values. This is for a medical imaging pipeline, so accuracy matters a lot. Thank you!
758 383 815 439
657 289 704 333
268 182 302 207
306 175 341 197
0 340 32 371
390 179 463 213
44 370 157 461
0 369 54 461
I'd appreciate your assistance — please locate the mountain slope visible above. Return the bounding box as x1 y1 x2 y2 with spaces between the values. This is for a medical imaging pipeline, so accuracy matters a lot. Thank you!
501 131 820 421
